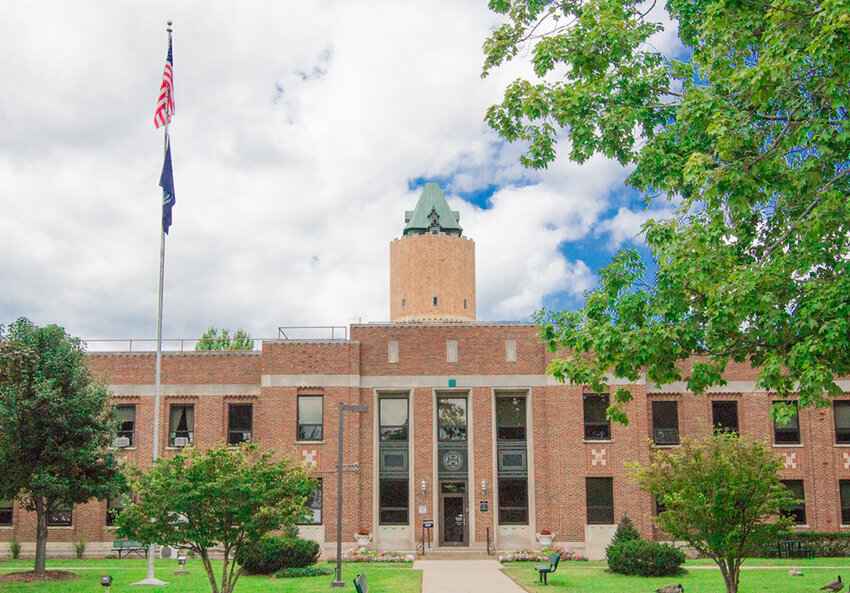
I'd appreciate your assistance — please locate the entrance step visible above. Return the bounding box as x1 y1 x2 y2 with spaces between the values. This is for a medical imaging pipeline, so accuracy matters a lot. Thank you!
415 548 496 560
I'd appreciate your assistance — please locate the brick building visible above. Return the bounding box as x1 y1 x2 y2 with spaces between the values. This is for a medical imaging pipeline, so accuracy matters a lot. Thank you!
2 182 850 558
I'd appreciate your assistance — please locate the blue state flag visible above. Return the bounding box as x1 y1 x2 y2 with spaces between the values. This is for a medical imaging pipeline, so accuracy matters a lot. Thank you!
159 136 176 234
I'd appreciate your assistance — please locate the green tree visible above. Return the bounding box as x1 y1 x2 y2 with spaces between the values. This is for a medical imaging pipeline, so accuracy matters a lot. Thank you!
117 443 315 593
0 318 122 574
483 0 850 423
629 432 796 593
195 327 254 351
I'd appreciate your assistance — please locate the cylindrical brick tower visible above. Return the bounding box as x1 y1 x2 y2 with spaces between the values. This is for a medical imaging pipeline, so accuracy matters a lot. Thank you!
390 183 476 322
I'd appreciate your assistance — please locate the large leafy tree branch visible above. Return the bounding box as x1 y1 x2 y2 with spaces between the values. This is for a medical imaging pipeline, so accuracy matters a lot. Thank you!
0 318 122 574
484 0 850 422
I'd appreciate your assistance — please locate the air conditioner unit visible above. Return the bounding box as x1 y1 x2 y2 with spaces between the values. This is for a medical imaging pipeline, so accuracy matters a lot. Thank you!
173 437 189 447
113 436 131 448
160 545 179 559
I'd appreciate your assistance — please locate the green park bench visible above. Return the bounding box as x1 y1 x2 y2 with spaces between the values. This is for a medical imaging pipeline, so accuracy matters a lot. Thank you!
534 551 561 585
112 539 146 559
354 572 369 593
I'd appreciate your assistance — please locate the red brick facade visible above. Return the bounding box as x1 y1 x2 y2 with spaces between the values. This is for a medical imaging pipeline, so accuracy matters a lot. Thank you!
2 326 849 558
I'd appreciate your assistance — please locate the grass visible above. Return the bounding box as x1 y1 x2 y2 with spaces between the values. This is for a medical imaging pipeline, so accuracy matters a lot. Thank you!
501 559 850 593
0 558 422 593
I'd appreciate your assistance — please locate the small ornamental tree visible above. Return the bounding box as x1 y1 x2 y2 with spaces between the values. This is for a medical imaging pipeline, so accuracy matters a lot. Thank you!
195 327 254 351
629 432 796 593
0 318 122 575
117 443 315 593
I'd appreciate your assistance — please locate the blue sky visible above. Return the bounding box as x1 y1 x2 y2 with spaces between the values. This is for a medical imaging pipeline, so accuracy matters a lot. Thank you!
0 1 681 346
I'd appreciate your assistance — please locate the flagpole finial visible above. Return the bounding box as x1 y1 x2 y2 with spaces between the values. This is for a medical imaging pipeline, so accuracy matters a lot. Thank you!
166 20 173 33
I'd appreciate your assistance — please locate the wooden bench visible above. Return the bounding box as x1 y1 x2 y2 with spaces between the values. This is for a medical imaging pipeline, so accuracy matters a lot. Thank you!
112 539 146 559
354 572 369 593
534 551 561 585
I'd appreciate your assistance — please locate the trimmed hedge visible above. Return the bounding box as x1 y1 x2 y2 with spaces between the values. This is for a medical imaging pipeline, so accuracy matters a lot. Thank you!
274 565 333 578
606 539 686 577
238 534 321 575
773 532 850 557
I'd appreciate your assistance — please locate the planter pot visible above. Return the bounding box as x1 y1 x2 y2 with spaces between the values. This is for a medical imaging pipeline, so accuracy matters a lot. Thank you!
354 533 373 552
536 533 555 546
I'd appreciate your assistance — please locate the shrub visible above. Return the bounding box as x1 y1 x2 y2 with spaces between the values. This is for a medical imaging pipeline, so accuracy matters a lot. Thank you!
610 514 641 546
328 549 414 562
607 539 685 577
274 565 333 578
238 534 320 575
74 536 87 559
773 532 850 557
9 537 21 560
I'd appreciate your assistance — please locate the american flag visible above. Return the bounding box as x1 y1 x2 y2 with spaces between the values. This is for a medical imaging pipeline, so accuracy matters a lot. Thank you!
154 35 174 129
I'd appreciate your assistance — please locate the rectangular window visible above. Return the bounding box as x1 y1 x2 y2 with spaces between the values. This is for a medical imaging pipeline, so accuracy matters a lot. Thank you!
496 396 526 440
168 404 194 447
781 480 806 524
379 478 409 525
106 494 128 527
583 393 610 440
380 397 408 441
48 504 72 527
652 401 679 445
297 395 323 441
227 403 253 445
298 479 322 525
712 401 738 433
773 401 800 444
586 477 614 524
115 404 136 447
0 500 12 526
437 397 467 441
840 480 850 525
834 401 850 444
498 478 528 525
655 496 666 516
433 297 438 306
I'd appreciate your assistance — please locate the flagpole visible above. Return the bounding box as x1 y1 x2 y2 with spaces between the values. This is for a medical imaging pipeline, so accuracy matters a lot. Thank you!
133 20 172 588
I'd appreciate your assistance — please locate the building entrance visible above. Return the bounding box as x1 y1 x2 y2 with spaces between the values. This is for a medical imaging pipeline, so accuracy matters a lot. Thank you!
439 481 468 546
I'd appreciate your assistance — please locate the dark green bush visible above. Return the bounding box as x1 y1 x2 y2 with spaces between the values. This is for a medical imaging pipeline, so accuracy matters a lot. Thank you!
607 539 686 577
274 565 333 578
769 532 850 557
610 514 641 546
237 533 321 575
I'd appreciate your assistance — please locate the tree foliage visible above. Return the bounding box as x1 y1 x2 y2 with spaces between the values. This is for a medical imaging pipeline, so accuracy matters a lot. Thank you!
117 443 315 593
630 432 796 593
195 327 254 351
484 0 850 422
0 318 122 574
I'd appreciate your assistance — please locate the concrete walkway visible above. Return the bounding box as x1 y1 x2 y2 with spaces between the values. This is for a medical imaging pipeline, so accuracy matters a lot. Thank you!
416 559 526 593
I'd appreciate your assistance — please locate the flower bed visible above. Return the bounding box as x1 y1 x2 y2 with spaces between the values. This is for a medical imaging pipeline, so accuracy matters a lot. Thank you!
328 548 415 563
499 546 587 563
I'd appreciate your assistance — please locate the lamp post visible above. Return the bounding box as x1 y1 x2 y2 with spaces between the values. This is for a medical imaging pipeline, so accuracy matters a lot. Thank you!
331 402 368 588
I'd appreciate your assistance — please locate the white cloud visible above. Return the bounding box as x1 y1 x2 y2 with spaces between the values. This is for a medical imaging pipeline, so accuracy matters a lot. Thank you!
0 1 663 344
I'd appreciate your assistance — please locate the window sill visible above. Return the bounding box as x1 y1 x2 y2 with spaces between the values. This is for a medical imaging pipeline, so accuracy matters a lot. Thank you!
0 525 13 529
295 440 325 445
165 446 193 451
110 447 137 451
835 444 850 447
47 526 74 529
790 524 810 529
772 443 802 448
582 439 614 444
653 443 681 448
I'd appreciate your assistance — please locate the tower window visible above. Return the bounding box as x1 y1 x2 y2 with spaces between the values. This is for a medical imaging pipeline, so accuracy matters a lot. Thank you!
464 299 467 309
433 297 438 306
402 299 405 309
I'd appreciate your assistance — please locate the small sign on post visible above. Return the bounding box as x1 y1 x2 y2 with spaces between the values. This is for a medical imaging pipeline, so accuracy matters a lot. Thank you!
422 519 434 528
479 500 489 512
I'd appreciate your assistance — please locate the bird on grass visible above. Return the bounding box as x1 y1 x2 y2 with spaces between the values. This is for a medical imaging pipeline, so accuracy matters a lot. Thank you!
821 575 844 592
655 585 683 593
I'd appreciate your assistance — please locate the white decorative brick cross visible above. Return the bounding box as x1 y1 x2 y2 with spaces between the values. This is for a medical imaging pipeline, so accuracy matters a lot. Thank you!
302 449 317 468
844 452 850 470
591 448 607 467
783 452 797 469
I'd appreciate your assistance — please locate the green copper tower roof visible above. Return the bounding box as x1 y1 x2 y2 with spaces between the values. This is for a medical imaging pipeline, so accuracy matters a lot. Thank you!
403 182 463 237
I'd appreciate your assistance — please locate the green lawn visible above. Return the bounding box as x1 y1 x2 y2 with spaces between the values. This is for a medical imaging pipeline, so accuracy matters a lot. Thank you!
501 560 850 593
0 559 421 593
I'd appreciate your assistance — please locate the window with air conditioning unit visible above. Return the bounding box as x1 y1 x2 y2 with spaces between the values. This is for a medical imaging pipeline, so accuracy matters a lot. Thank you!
169 404 194 448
